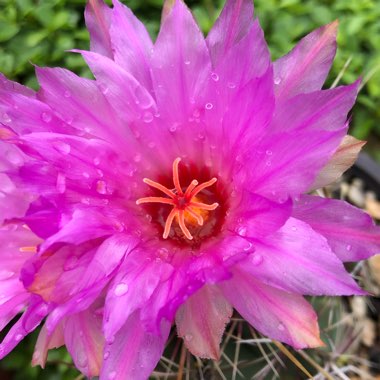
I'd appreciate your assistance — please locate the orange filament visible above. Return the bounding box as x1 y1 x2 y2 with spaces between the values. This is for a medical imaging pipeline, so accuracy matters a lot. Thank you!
136 158 219 240
19 246 38 253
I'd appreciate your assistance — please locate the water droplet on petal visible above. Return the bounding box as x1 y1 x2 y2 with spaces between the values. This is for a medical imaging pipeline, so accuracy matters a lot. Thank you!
53 141 71 155
103 351 110 360
134 154 141 163
291 226 297 231
211 72 219 81
205 103 213 110
236 226 247 236
93 157 101 166
274 77 282 85
227 82 236 89
134 85 153 109
15 334 23 342
185 334 193 342
114 283 129 296
82 171 90 179
108 371 116 380
265 161 271 167
265 150 272 156
184 60 191 65
251 254 263 266
64 90 71 98
143 111 153 123
346 244 352 251
2 113 11 123
41 112 52 123
278 323 285 331
56 173 66 193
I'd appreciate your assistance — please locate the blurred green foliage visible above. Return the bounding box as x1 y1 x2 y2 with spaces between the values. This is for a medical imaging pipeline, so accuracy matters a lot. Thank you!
0 0 379 378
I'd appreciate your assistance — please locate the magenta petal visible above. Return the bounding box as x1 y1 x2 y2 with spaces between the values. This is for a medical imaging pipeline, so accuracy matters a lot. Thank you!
0 73 35 97
64 304 105 377
36 67 124 142
100 311 170 380
85 0 113 57
176 285 232 360
246 83 359 198
238 218 365 295
0 296 49 359
79 50 157 123
229 192 292 238
220 271 324 349
72 234 139 294
206 0 254 66
104 252 173 341
110 0 153 89
293 195 380 262
274 21 338 100
151 0 211 122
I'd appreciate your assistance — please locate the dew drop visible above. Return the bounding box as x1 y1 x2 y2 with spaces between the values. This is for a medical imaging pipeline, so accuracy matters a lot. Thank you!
64 90 71 98
134 154 141 163
108 372 117 380
93 157 101 166
251 253 263 266
346 244 352 251
53 141 71 155
103 351 110 360
205 103 213 110
82 171 90 179
236 226 247 236
143 111 153 123
211 72 219 81
169 124 178 133
291 226 297 231
243 243 253 252
56 173 66 193
265 150 272 156
5 150 23 165
227 82 236 89
99 83 109 95
274 77 282 85
77 351 88 367
15 334 23 342
41 112 52 123
184 60 191 65
277 323 285 331
185 334 193 342
2 113 11 123
265 161 271 167
114 283 129 296
148 141 156 149
134 85 153 109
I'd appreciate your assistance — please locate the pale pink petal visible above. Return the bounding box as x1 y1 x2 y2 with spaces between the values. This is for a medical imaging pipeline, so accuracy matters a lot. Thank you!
220 270 324 349
176 285 232 360
274 21 338 100
238 218 365 295
32 323 64 368
64 304 105 377
293 195 380 261
312 135 366 189
110 0 153 89
100 311 170 380
85 0 113 57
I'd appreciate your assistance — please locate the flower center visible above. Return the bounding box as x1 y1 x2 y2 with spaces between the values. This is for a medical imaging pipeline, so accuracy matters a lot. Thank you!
136 158 219 241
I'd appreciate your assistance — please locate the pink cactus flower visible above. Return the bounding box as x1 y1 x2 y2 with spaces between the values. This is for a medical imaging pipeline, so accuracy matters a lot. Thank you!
0 0 379 379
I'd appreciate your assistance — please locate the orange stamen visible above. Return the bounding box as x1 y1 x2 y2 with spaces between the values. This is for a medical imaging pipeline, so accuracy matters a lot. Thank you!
136 157 219 240
19 246 38 253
